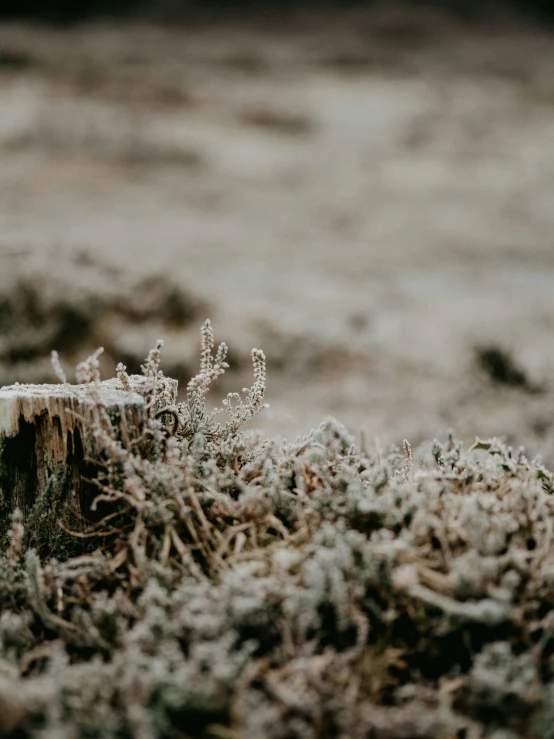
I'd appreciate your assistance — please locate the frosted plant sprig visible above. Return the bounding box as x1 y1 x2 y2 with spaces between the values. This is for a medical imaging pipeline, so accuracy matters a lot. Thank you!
116 362 131 391
51 350 67 384
76 347 104 385
141 340 164 379
215 340 228 368
64 320 268 458
218 348 269 435
139 340 179 417
249 348 267 413
200 318 215 375
187 320 229 397
180 320 267 444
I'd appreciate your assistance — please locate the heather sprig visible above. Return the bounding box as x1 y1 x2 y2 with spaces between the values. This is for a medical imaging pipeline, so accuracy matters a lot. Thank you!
179 319 268 445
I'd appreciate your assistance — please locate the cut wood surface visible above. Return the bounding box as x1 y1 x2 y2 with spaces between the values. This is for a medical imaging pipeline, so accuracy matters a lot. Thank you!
0 376 177 536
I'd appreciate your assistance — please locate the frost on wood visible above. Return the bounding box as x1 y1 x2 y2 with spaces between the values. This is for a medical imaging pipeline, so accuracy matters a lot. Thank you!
0 375 177 542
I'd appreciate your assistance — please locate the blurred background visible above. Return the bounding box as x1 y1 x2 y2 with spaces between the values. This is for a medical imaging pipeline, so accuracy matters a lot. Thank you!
2 0 554 460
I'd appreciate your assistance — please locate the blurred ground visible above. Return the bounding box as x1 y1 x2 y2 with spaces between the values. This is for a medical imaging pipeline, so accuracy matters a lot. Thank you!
2 5 554 460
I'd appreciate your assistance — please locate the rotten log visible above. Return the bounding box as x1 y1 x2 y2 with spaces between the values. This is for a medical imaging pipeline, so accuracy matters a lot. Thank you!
0 376 177 549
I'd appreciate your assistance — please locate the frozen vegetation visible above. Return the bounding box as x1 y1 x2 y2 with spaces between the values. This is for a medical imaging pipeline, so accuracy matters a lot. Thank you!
2 322 554 738
2 9 554 734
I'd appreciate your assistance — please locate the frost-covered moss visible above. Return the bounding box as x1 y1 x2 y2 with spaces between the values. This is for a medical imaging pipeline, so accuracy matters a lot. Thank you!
2 326 554 738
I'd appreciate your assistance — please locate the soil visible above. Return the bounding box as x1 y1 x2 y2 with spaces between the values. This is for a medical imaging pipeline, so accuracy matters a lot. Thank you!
1 5 554 460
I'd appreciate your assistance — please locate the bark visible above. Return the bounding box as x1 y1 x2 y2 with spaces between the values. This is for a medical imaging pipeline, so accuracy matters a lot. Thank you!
0 376 177 543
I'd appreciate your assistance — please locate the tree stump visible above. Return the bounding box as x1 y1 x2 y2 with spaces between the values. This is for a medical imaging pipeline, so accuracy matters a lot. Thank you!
0 376 177 551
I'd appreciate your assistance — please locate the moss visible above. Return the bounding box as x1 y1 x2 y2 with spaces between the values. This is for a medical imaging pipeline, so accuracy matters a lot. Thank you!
24 467 84 560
